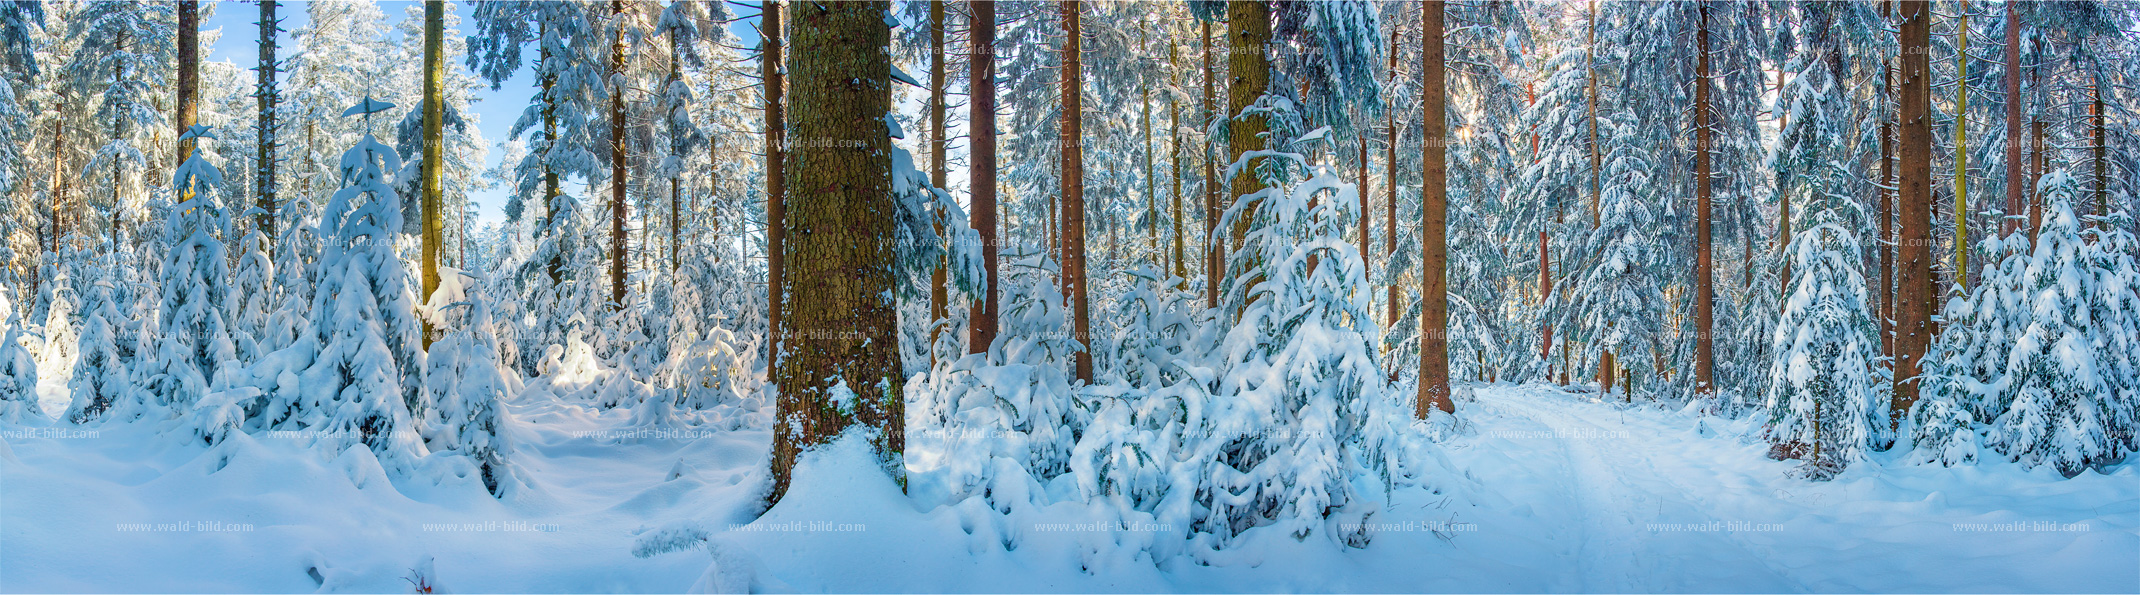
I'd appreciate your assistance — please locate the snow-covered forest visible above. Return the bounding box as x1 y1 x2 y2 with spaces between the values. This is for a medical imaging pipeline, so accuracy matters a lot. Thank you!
2 0 2138 591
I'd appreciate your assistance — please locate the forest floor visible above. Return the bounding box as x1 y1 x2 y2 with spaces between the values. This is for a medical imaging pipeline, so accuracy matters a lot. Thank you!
3 384 2134 593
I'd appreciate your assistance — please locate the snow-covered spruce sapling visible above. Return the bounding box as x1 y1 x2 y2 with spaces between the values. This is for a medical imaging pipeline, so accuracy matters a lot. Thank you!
1763 217 1885 480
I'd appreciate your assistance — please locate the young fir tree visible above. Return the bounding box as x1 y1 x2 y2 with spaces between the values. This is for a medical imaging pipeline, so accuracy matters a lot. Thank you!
1989 171 2140 476
0 291 41 423
422 270 521 497
64 279 132 423
145 125 235 412
291 99 428 468
1763 203 1885 480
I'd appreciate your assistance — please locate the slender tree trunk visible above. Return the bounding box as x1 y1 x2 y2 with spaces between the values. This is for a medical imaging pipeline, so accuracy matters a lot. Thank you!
541 27 563 285
1693 1 1715 396
968 0 998 355
420 0 445 347
1418 0 1452 416
111 31 125 248
1953 9 1969 290
1170 41 1185 280
1386 20 1399 336
608 0 629 309
770 0 903 504
1895 0 1935 428
2094 75 2107 223
1586 0 1600 229
1201 20 1219 309
2003 2 2023 236
1226 0 1271 319
1359 130 1370 290
255 1 280 243
765 0 787 352
176 0 199 169
669 28 685 273
2029 36 2044 241
928 0 948 364
1143 86 1157 268
1061 0 1091 383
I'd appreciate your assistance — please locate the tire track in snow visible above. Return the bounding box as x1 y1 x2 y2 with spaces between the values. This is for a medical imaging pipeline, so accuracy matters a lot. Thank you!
1468 387 1804 593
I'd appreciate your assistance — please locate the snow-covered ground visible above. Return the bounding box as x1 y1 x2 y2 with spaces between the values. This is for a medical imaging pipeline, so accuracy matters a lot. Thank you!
4 384 2134 593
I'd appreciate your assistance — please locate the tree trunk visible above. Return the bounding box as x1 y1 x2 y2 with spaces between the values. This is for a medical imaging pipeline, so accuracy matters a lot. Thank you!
764 0 787 353
968 0 998 355
177 0 199 169
1226 0 1271 319
669 27 686 273
1060 0 1092 383
1894 0 1935 428
1170 41 1185 280
608 0 629 310
421 0 446 347
1693 1 1715 396
2003 2 2023 236
1417 0 1452 416
2094 75 2107 223
1358 130 1370 293
541 25 563 285
927 0 947 364
1586 0 1601 229
1879 25 1894 362
1201 20 1219 309
1953 9 1969 290
1143 86 1157 269
1386 19 1399 336
769 0 903 505
255 0 280 243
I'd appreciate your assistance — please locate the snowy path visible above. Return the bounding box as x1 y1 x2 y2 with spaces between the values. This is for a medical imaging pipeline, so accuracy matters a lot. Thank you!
3 384 2134 592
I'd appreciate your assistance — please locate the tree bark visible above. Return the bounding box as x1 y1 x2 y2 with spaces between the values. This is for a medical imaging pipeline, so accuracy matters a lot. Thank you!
256 1 280 243
177 0 199 169
764 0 787 353
967 0 998 355
668 27 685 273
1879 16 1894 362
541 23 563 285
608 0 630 310
1225 0 1271 319
2094 75 2107 223
1202 20 1220 309
1386 19 1399 336
2003 2 2023 236
769 0 903 505
1894 0 1935 428
421 0 446 347
1417 0 1452 416
928 0 948 364
1693 1 1715 396
1060 0 1092 383
1953 9 1969 290
1586 0 1601 229
1170 41 1186 280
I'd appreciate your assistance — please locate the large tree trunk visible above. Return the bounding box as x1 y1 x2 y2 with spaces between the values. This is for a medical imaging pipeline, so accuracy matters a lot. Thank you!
176 0 199 169
1693 1 1715 396
2003 2 2024 236
608 0 630 309
420 0 445 347
764 0 787 353
967 0 998 355
1202 20 1219 309
770 0 903 504
1879 19 1894 362
928 0 948 364
1225 0 1271 319
1894 0 1935 429
1061 0 1092 383
1418 0 1452 416
255 1 280 243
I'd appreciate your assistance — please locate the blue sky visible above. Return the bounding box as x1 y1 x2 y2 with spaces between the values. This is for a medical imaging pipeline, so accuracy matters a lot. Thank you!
198 0 766 226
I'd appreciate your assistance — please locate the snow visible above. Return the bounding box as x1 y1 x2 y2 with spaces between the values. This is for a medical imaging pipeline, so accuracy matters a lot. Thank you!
6 384 2133 592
